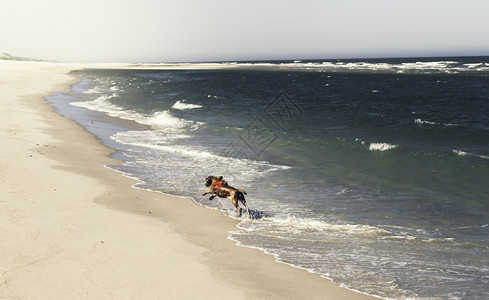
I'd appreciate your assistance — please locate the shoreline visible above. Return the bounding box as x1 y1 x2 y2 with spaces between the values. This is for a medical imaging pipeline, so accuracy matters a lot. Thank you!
1 60 376 299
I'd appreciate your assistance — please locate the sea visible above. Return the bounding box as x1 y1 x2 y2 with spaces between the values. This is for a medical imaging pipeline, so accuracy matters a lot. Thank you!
47 57 489 299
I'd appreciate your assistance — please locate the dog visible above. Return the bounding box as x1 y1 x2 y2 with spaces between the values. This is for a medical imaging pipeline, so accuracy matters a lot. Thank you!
202 176 250 217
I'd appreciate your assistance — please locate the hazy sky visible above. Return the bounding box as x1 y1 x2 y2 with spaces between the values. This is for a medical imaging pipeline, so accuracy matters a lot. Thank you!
2 0 489 62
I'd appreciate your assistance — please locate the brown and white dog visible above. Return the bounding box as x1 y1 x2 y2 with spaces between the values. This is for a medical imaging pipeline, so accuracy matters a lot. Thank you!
202 176 250 217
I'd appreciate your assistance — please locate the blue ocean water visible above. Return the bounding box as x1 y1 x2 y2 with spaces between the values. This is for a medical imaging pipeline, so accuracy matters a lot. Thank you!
47 57 489 299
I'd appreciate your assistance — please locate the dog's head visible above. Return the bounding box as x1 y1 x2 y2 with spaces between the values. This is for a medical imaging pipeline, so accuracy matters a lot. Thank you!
205 176 223 187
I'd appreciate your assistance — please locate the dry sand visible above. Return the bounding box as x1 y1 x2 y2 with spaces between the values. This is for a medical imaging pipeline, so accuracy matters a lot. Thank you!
0 60 375 299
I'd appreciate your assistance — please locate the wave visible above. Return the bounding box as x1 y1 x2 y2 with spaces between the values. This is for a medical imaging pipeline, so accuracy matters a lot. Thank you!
145 111 192 129
277 60 489 74
171 100 203 110
414 118 461 127
237 214 392 236
415 118 438 126
72 95 194 130
369 142 398 151
454 149 470 157
207 94 225 99
354 138 399 152
453 149 489 160
72 94 123 114
379 235 456 243
111 130 291 171
138 59 489 74
452 224 489 230
83 87 103 94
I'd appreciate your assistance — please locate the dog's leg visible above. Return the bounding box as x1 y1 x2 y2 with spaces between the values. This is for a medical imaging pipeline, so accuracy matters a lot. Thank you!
239 199 250 218
231 197 242 217
202 189 215 196
243 201 251 218
237 191 250 218
202 190 217 200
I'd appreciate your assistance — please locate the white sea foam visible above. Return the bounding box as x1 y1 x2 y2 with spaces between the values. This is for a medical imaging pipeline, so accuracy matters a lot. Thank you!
111 130 291 171
369 143 398 151
171 100 203 110
415 118 461 127
453 150 469 157
72 94 127 118
379 235 456 243
83 87 103 94
72 96 135 122
276 60 461 74
452 224 489 230
207 94 224 99
72 94 195 130
143 111 190 129
464 63 483 68
415 118 437 126
136 59 489 74
114 138 216 160
453 149 489 160
240 214 391 236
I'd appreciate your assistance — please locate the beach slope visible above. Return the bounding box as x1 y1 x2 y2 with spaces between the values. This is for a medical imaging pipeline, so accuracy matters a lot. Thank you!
0 60 374 299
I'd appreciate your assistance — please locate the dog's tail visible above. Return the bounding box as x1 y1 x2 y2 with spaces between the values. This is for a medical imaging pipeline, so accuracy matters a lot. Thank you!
237 191 246 201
